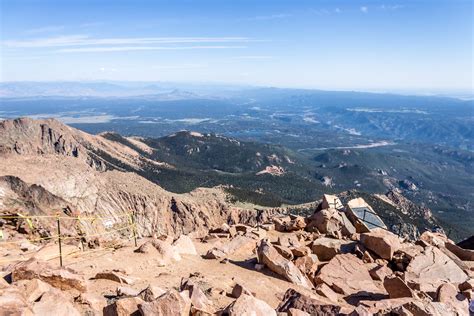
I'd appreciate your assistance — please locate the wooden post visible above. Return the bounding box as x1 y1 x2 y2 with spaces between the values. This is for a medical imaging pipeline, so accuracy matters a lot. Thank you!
57 217 63 267
131 212 138 247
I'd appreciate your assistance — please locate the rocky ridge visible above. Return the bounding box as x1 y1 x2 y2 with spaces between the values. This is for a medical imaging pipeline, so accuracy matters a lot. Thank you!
0 118 281 241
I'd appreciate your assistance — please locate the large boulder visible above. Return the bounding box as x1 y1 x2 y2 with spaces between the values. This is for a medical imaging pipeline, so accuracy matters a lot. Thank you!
180 281 215 314
227 294 276 316
0 287 34 316
76 292 107 315
94 270 137 285
383 276 415 299
150 239 182 261
274 245 294 260
405 246 469 294
231 283 255 298
294 255 319 278
15 279 52 303
172 235 198 255
436 283 469 314
11 258 88 292
286 216 307 231
315 283 340 303
360 228 401 260
257 240 313 289
311 237 356 261
32 288 81 316
103 297 143 316
315 254 382 296
290 246 311 258
306 208 355 237
135 239 181 264
369 264 393 281
204 235 256 260
319 194 344 210
276 288 341 315
138 290 191 316
273 216 292 232
277 234 301 248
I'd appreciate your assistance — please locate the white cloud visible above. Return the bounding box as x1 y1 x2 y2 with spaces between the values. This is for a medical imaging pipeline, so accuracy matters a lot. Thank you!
57 45 247 53
335 8 342 14
3 36 256 48
360 6 369 13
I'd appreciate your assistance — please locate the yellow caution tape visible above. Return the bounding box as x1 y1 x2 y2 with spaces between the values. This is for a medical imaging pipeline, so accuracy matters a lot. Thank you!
0 212 133 221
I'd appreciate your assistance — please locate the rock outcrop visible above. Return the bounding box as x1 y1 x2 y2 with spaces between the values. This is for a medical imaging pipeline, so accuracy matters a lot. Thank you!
257 240 313 289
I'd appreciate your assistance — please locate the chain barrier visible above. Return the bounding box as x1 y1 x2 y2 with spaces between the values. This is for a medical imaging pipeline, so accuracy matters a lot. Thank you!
0 211 138 267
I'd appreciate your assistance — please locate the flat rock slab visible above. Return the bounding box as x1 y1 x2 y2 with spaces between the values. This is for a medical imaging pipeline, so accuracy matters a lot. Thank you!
11 258 88 292
94 271 137 285
315 253 383 297
311 237 356 261
406 246 469 293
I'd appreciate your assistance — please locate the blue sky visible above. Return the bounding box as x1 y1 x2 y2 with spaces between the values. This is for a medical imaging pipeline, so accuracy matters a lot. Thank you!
1 0 472 92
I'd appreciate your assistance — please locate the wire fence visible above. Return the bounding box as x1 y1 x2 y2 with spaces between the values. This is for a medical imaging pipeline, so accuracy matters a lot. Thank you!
0 211 138 267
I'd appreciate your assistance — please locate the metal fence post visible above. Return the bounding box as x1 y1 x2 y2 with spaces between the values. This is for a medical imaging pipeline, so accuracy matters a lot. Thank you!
56 217 63 267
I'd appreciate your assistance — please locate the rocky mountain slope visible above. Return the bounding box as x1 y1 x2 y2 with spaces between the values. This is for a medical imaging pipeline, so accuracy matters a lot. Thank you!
0 118 281 240
0 118 448 242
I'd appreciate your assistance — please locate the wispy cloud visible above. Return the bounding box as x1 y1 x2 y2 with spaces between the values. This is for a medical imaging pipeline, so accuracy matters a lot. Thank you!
151 64 207 70
380 4 404 10
360 6 369 13
232 55 274 60
311 7 342 16
247 13 292 21
99 67 117 72
24 25 64 34
3 35 255 48
57 45 246 53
